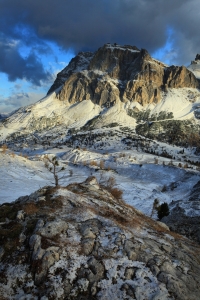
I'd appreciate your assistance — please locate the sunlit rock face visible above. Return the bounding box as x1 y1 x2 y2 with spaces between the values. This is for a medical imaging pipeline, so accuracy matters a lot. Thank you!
164 65 198 89
48 43 199 107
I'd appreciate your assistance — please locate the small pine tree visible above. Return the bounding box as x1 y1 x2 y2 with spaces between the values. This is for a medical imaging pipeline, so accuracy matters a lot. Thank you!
157 202 169 220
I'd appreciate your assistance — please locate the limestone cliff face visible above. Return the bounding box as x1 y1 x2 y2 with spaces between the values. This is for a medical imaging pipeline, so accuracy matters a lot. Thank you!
48 43 199 107
164 65 198 89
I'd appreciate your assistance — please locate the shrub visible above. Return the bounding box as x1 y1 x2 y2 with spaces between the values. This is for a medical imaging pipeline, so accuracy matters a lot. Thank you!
23 203 38 215
11 152 15 158
106 166 111 171
1 144 8 154
161 185 167 192
107 176 116 189
90 160 98 167
99 160 105 169
157 202 169 220
110 188 123 200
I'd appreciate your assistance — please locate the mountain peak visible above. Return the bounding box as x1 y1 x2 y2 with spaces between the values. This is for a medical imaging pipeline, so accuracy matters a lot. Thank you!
48 43 199 107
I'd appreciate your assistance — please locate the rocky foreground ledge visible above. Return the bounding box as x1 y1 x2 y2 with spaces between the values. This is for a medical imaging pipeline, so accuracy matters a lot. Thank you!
0 177 200 299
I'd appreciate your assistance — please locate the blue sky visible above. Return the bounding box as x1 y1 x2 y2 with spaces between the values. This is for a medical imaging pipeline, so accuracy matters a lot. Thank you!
0 0 199 113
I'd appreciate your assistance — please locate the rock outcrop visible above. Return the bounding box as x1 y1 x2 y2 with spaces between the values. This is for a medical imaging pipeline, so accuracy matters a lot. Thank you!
0 177 200 299
48 43 199 107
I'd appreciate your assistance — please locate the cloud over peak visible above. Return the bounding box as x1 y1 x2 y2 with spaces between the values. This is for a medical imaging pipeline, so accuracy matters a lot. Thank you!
0 0 200 113
0 0 199 65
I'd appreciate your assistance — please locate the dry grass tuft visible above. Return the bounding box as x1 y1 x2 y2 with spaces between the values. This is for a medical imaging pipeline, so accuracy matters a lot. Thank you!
110 188 123 200
41 235 60 249
10 152 15 158
23 203 39 215
99 160 105 169
1 144 8 154
90 160 98 167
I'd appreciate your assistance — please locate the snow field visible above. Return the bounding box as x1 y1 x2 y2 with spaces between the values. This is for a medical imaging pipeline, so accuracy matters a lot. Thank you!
1 144 199 218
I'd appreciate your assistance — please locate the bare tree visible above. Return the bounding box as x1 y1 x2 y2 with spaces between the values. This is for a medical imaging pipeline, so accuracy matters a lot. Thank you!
43 155 65 187
150 198 159 218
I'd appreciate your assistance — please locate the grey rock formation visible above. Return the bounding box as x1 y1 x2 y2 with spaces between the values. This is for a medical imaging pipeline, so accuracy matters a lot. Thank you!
0 178 200 299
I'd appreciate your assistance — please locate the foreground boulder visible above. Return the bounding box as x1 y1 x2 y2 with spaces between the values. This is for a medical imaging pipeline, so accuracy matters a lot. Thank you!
0 177 200 299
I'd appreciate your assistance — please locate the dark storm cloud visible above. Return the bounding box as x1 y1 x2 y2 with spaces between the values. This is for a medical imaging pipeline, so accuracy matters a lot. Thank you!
0 35 53 86
0 0 200 73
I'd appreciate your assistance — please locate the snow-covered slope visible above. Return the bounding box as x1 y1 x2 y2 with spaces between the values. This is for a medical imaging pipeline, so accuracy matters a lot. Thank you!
1 86 200 142
147 88 200 119
1 141 200 218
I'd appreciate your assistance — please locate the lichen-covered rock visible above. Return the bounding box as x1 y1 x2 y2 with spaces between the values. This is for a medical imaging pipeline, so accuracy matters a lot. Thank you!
0 179 200 299
36 219 68 238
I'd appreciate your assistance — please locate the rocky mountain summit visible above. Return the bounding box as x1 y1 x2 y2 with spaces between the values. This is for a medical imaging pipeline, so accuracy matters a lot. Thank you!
48 43 199 107
0 177 200 299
